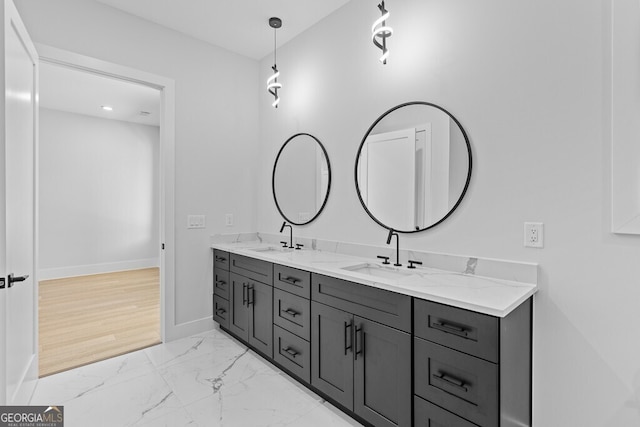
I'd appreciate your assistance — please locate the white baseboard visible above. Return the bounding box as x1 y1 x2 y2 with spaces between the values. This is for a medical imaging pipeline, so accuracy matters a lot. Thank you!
38 258 160 280
164 317 214 342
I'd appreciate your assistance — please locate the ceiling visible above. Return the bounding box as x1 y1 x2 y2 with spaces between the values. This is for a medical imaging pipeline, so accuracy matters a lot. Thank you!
39 61 161 126
95 0 352 60
40 1 351 124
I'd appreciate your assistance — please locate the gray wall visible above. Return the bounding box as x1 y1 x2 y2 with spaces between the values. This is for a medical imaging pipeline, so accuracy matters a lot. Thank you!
39 108 160 279
257 1 640 425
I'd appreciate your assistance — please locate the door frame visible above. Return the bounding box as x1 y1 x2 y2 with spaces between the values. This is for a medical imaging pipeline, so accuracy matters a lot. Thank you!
35 44 176 342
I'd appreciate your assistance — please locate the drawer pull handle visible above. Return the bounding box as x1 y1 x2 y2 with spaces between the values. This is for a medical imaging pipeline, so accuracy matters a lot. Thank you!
215 256 227 262
282 347 299 358
282 308 300 318
215 280 226 287
216 307 226 315
432 321 469 338
281 276 300 285
432 372 468 392
344 321 353 355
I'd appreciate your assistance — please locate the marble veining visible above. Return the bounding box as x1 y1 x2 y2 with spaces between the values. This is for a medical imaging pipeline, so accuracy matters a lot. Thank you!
210 235 537 317
30 329 362 427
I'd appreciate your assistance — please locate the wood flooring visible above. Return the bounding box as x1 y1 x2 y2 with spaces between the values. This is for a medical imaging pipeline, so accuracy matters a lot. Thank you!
38 268 160 377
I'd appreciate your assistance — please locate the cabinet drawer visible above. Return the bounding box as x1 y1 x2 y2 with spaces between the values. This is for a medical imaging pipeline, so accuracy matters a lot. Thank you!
213 294 229 329
231 254 273 285
274 264 311 299
311 273 411 333
414 299 499 363
274 325 311 384
414 396 478 427
214 269 230 300
414 338 498 427
214 249 230 271
274 288 310 341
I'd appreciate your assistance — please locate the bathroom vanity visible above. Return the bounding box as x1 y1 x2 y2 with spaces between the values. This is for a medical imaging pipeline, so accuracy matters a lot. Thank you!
211 242 536 427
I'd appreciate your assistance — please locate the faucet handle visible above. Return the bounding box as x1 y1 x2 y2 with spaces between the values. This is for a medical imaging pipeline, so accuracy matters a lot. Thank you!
408 260 423 269
280 241 289 248
377 255 390 265
295 243 304 250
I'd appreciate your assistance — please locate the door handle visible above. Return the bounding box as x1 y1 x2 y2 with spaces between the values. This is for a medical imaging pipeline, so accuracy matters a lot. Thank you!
8 273 29 288
354 325 363 360
247 285 254 306
344 320 353 355
242 284 248 305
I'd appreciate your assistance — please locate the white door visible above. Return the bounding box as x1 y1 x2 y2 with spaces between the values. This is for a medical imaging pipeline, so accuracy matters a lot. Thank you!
360 128 416 230
0 0 39 404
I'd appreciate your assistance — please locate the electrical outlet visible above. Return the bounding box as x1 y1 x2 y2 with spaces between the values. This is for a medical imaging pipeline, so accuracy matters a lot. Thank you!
187 215 206 229
524 222 544 248
225 214 234 227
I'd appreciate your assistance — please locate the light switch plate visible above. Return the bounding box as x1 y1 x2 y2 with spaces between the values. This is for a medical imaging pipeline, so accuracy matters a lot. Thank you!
225 214 234 227
188 215 206 229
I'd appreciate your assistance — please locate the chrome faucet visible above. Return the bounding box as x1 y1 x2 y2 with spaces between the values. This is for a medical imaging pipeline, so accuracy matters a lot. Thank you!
386 229 402 267
280 221 293 248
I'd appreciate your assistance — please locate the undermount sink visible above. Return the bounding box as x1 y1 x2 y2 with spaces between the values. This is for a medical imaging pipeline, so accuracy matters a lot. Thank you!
248 246 291 253
342 263 414 280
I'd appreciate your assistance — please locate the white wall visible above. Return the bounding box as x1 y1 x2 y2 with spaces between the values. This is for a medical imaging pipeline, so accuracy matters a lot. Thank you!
39 108 160 279
258 1 640 425
14 0 260 333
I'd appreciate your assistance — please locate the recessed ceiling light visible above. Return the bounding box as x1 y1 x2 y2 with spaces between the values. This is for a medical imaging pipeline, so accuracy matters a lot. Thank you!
101 105 113 111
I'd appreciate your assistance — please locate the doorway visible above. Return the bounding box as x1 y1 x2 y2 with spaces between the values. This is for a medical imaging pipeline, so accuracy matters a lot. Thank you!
35 46 175 376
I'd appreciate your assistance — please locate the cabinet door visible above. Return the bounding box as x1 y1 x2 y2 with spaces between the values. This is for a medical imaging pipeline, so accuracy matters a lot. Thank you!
311 301 354 410
248 280 273 358
354 317 411 427
228 272 249 341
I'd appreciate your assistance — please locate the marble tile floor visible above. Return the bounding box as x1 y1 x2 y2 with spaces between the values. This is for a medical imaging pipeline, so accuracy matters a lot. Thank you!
30 327 363 427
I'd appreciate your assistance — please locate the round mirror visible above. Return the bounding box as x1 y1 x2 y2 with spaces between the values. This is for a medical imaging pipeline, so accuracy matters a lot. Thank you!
273 133 332 225
355 102 472 233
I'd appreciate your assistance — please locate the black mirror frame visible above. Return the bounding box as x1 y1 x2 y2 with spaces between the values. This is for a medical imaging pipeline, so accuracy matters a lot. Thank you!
354 101 473 233
272 132 332 226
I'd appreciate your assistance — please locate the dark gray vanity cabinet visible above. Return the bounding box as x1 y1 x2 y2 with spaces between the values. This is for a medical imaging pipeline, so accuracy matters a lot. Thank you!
413 298 532 427
311 274 412 427
212 250 230 328
227 254 273 358
211 249 534 427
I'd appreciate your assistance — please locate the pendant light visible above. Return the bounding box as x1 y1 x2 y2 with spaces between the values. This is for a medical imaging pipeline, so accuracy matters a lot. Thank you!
372 1 393 64
267 17 282 108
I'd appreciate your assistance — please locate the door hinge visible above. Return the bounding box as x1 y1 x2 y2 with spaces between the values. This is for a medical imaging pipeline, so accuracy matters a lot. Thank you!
0 278 5 289
162 243 165 250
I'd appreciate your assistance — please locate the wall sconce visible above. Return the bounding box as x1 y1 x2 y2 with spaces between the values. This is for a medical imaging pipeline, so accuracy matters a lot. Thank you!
372 1 393 64
267 17 282 108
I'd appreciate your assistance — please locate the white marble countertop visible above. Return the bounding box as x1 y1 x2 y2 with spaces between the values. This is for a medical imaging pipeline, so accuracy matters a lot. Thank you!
211 241 537 318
